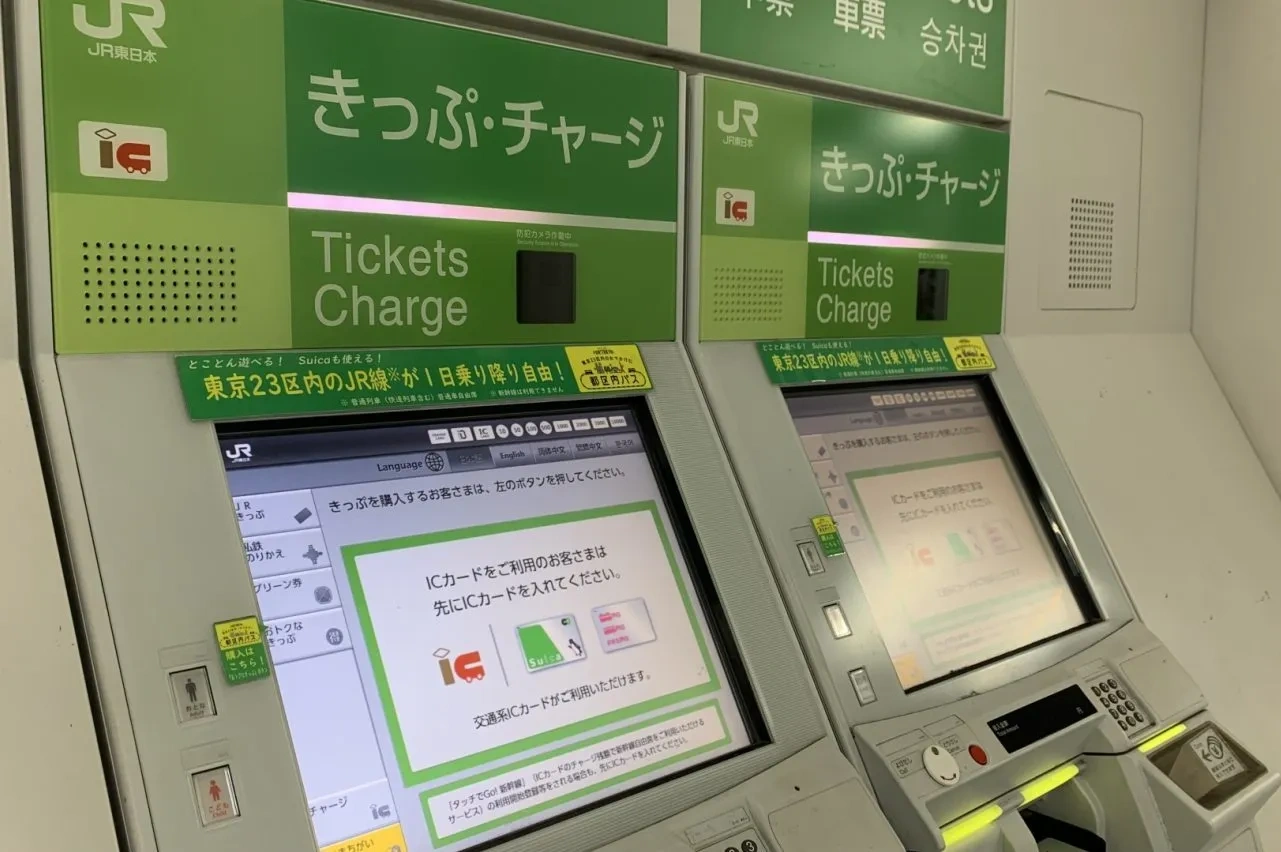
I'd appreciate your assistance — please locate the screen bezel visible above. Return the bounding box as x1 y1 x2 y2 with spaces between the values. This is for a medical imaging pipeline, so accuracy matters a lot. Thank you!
217 396 768 851
783 374 1103 692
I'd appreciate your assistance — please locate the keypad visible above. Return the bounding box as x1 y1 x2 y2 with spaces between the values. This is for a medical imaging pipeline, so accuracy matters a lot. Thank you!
1086 671 1152 737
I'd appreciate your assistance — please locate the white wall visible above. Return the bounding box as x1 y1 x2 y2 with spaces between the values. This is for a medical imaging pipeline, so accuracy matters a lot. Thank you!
1004 0 1206 334
1010 334 1281 846
1193 0 1281 494
1003 0 1281 843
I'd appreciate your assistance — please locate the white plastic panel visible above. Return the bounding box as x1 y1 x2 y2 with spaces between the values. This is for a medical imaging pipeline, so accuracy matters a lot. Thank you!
0 12 119 848
1037 93 1140 311
1006 332 1281 845
1004 0 1205 334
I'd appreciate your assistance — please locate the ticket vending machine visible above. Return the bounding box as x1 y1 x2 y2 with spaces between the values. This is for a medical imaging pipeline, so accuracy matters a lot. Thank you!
9 3 905 852
0 24 119 844
686 76 1280 851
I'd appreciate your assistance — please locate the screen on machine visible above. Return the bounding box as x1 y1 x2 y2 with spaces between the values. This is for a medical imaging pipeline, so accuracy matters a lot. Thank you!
786 379 1091 691
218 405 756 852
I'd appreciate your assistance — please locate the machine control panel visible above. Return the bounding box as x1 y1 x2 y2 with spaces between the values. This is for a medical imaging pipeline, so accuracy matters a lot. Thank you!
1084 668 1153 737
922 745 960 786
169 666 216 724
874 716 990 792
700 828 765 852
683 807 754 848
192 765 239 826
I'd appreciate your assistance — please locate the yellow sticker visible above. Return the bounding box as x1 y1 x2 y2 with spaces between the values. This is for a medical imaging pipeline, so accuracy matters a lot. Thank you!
563 344 652 393
892 653 924 686
321 823 407 852
213 616 262 651
943 336 995 371
810 514 844 556
810 515 838 536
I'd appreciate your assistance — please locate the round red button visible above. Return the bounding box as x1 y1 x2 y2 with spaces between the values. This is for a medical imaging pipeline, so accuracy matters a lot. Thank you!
968 744 989 766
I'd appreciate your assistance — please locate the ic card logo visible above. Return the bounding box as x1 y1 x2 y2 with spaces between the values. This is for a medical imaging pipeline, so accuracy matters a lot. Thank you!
73 0 168 48
715 188 755 227
435 648 485 685
78 122 168 181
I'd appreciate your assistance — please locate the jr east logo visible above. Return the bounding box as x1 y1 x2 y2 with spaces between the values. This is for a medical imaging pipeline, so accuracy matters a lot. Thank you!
716 99 758 148
715 188 755 227
74 0 166 45
74 0 166 62
78 121 168 181
223 443 253 464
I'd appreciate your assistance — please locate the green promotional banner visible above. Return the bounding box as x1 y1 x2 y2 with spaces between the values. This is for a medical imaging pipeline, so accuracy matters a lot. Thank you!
701 0 1006 116
454 1 667 43
758 335 994 384
176 344 654 420
698 77 1008 343
42 0 679 354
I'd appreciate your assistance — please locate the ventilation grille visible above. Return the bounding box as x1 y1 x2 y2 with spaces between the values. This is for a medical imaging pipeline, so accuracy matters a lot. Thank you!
1067 197 1114 290
80 240 238 326
709 264 785 324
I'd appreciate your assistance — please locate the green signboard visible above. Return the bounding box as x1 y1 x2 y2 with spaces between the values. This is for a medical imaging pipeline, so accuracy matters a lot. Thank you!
758 335 995 384
42 0 679 354
453 0 667 43
176 343 653 420
698 77 1008 343
701 0 1006 115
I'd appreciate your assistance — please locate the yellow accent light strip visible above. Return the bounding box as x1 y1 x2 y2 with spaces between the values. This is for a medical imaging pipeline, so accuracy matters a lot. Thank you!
1017 761 1080 804
1138 723 1188 754
940 762 1082 849
941 803 1004 848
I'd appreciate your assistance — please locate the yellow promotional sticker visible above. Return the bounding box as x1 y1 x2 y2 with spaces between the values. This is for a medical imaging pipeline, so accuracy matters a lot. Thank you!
892 654 925 686
563 344 652 393
810 515 838 537
943 336 995 372
810 514 845 557
213 616 262 651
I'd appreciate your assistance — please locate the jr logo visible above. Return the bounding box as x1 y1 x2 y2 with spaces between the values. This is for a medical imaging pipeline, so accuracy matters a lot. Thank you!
436 649 485 685
716 100 759 138
714 188 756 227
223 443 253 463
77 122 168 182
73 0 167 48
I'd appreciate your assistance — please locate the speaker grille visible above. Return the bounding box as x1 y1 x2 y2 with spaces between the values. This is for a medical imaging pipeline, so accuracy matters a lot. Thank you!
709 264 785 324
1067 197 1115 290
80 240 238 326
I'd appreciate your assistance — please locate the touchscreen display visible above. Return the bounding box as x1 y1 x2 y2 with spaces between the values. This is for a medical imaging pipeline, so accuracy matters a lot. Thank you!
219 406 754 851
786 380 1090 690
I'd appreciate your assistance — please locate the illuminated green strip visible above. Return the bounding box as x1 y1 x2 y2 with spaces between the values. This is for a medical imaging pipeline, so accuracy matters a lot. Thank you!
1138 723 1188 754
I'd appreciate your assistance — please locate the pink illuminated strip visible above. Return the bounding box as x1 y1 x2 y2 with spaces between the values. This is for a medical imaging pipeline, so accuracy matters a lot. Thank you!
287 192 675 233
807 230 1004 254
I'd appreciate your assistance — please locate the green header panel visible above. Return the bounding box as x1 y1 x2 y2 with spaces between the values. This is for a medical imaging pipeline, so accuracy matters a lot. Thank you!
701 0 1006 116
758 335 994 384
453 0 667 43
43 0 679 354
698 77 1008 343
176 343 653 420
